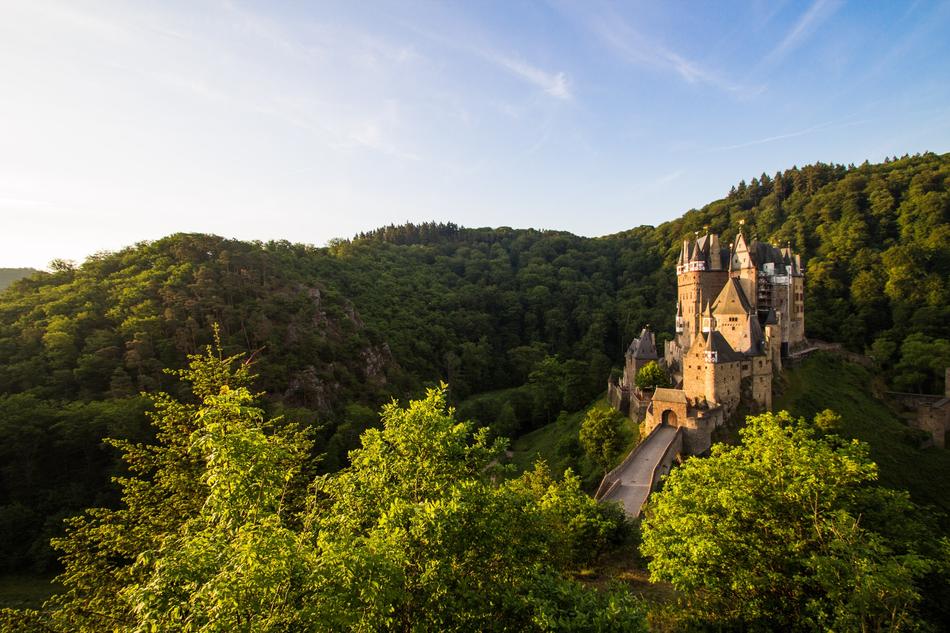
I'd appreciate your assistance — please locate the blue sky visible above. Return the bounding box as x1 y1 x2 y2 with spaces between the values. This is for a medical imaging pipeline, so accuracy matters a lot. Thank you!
1 0 949 268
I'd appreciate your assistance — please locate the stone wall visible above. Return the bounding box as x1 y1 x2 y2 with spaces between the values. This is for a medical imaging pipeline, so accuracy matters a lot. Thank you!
606 378 629 415
915 402 949 448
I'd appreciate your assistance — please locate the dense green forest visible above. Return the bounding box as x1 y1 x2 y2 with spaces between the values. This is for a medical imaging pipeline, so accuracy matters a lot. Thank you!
0 152 948 577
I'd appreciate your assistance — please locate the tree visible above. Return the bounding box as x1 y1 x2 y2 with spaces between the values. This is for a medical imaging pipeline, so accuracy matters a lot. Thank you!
634 361 670 391
16 356 645 632
305 385 645 631
640 410 945 631
579 406 624 473
40 337 311 631
120 376 312 631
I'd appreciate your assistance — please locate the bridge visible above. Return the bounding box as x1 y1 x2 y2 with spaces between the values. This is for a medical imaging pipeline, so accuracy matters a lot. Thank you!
595 424 682 517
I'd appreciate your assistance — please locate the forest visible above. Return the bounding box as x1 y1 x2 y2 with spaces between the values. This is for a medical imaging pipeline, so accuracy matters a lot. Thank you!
0 152 948 629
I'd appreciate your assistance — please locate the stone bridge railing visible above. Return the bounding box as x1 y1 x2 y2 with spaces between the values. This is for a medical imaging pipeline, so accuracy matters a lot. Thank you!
648 427 682 493
594 425 664 501
594 424 682 511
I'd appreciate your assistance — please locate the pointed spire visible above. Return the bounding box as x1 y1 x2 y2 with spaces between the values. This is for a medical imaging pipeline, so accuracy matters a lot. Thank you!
709 233 722 270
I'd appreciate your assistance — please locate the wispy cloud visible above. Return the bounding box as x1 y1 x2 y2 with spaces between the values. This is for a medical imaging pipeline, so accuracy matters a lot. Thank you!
590 13 763 97
487 54 572 100
761 0 843 67
706 117 869 152
400 21 572 101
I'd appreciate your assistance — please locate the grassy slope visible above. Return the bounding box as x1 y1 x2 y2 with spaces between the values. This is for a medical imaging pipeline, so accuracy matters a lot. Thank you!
509 397 640 490
775 352 950 525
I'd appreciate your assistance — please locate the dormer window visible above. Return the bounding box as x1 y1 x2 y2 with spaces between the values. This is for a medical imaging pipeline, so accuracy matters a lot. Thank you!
702 316 715 333
704 350 718 363
675 316 684 333
688 261 706 272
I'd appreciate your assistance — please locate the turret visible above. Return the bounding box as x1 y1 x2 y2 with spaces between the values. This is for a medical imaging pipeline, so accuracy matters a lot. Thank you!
701 302 716 333
730 228 757 304
624 326 659 388
764 309 782 372
708 231 722 270
703 334 719 404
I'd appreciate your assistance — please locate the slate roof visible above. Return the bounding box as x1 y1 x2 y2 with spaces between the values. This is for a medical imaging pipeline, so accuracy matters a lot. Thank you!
679 232 802 276
703 331 745 363
626 327 658 359
746 317 766 355
653 387 688 403
712 278 754 315
679 233 728 271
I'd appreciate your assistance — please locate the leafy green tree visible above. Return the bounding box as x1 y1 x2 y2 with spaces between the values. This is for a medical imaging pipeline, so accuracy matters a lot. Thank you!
578 406 624 473
893 333 950 393
641 410 944 631
529 356 566 424
121 379 312 631
42 339 309 631
306 385 644 631
633 361 670 391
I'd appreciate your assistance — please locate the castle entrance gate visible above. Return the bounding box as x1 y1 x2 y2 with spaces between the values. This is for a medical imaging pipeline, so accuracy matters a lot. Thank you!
661 409 678 427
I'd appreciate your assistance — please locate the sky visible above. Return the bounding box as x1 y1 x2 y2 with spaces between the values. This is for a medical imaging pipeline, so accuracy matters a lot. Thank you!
1 0 949 269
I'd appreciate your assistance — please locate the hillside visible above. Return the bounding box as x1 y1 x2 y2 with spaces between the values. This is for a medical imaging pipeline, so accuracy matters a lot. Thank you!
775 351 950 525
0 268 38 292
0 152 947 573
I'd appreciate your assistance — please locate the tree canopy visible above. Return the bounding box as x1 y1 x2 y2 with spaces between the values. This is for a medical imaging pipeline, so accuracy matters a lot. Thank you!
640 410 950 631
633 361 669 391
5 349 644 632
0 152 948 573
578 406 624 473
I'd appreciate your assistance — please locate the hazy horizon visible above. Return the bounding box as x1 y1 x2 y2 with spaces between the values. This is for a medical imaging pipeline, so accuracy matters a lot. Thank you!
3 0 949 269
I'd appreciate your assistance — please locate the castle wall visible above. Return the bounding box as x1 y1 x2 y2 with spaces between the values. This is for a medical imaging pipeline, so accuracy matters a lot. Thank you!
712 361 741 417
913 402 949 449
765 324 782 373
681 408 723 454
607 378 629 415
629 391 650 423
717 315 750 354
682 342 706 402
749 355 772 411
790 276 806 346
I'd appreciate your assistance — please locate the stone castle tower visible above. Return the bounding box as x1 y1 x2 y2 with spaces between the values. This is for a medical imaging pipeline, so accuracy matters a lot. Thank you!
610 227 806 454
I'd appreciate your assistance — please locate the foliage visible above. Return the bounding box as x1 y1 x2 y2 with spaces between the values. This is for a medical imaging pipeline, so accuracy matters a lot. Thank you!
510 399 639 491
40 340 310 631
633 361 669 391
641 410 946 631
10 363 644 631
775 351 950 525
1 152 949 573
305 385 644 631
578 406 624 473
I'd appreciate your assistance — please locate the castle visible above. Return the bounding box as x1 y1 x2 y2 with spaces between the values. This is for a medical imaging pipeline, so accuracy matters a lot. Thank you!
608 228 805 454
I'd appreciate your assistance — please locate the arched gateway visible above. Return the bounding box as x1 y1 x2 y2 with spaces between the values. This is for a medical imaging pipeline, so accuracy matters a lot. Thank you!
661 408 678 427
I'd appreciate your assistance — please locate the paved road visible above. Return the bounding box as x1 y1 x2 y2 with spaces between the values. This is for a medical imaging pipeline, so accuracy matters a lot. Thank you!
601 424 679 516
